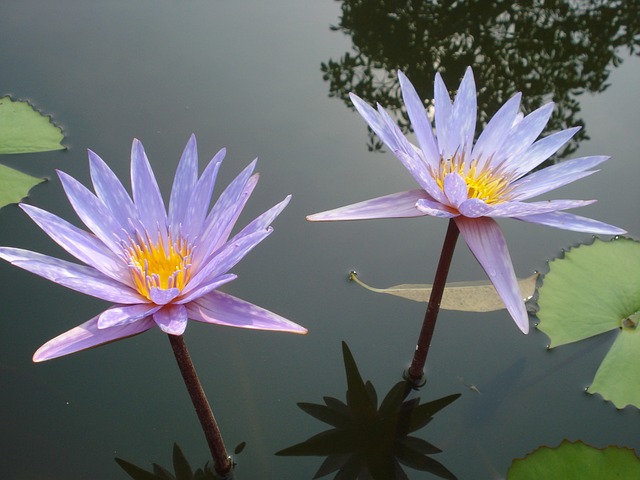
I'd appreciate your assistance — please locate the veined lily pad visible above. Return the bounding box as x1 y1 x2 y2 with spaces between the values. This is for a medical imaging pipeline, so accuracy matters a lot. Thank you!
0 96 64 207
507 440 640 479
349 271 537 312
536 237 640 409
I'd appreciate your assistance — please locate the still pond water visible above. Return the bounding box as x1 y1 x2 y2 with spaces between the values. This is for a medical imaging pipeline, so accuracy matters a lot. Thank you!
1 1 639 479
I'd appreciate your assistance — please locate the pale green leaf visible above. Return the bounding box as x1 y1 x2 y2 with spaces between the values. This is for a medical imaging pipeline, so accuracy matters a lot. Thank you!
537 237 640 347
0 163 45 208
507 440 640 480
588 324 640 409
0 96 64 154
349 271 538 312
536 237 640 408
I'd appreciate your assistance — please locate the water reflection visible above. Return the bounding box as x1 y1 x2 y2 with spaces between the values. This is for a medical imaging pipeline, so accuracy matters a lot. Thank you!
116 443 230 480
322 0 639 155
276 342 460 479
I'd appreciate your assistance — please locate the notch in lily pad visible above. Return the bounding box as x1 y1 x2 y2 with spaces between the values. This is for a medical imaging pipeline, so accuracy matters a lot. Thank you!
536 236 640 409
0 96 65 208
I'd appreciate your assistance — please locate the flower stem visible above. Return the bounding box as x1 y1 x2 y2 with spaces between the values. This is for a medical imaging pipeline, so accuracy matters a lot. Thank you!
406 219 459 386
168 334 233 477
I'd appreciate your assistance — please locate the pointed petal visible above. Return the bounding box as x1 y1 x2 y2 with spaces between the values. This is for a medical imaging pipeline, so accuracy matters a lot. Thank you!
98 303 160 329
33 315 154 362
443 172 468 208
182 150 224 239
88 150 138 227
450 67 477 158
168 134 199 228
458 198 495 218
193 161 258 265
515 211 627 234
472 92 522 169
394 150 448 203
227 195 290 244
153 304 188 335
184 228 271 296
433 72 453 157
149 287 181 305
187 290 307 334
509 155 609 200
494 103 554 165
455 216 529 333
509 127 580 179
131 139 167 240
307 190 430 221
0 247 144 303
177 273 237 304
398 70 439 166
489 199 595 217
349 93 397 149
57 170 125 253
19 204 126 282
415 198 458 217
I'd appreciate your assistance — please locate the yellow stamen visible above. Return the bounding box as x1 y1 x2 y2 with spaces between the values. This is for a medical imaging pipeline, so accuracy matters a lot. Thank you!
124 230 192 301
433 155 512 205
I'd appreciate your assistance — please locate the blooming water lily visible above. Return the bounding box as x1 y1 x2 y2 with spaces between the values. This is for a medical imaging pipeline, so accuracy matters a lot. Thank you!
0 135 307 362
308 68 626 334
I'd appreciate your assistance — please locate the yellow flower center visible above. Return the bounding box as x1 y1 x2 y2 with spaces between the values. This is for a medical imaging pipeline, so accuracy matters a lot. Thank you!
434 155 512 205
124 231 193 301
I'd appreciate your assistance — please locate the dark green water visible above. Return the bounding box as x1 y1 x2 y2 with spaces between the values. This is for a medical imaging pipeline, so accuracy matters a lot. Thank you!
1 1 638 478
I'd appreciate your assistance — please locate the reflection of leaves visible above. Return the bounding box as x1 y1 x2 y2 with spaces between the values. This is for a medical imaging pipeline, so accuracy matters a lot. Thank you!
536 237 640 409
349 271 538 312
507 440 640 479
276 342 460 479
0 96 65 207
322 0 639 156
115 443 225 480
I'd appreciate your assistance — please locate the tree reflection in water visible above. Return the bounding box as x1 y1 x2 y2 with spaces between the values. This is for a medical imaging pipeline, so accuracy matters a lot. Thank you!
322 0 639 157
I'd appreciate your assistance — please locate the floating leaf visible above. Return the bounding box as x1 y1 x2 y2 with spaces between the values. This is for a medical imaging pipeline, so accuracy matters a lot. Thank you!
349 271 537 312
0 96 64 154
536 237 640 409
0 163 45 208
507 440 640 479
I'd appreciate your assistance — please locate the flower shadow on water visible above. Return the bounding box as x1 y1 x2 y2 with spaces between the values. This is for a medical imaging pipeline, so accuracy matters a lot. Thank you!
276 342 460 480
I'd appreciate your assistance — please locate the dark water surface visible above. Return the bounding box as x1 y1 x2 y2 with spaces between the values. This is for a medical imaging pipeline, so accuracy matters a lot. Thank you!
1 1 639 479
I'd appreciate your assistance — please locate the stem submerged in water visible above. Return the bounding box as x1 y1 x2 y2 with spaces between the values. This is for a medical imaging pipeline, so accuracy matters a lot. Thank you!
406 219 460 386
168 334 233 477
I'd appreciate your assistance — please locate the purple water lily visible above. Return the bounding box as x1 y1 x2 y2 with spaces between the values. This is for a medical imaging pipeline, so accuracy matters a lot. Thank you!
308 68 626 334
0 135 307 362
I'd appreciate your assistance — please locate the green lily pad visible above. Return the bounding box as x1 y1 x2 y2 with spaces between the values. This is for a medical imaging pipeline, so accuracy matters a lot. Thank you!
0 96 64 208
0 163 45 208
507 440 640 479
0 96 64 154
536 237 640 408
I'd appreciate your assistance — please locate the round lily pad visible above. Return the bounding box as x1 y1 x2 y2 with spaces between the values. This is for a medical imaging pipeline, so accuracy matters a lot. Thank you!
537 237 640 408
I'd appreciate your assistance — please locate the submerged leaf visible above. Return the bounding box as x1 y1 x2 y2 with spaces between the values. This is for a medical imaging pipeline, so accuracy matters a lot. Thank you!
349 271 537 312
536 237 640 408
0 163 45 208
0 96 64 154
507 440 640 479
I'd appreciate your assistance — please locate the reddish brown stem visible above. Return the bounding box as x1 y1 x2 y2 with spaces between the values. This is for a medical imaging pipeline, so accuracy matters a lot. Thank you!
168 334 233 477
406 219 460 386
